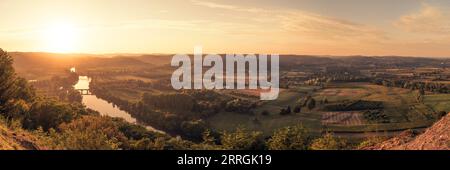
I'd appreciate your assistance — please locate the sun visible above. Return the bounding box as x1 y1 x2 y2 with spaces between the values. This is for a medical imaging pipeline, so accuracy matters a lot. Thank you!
42 22 79 53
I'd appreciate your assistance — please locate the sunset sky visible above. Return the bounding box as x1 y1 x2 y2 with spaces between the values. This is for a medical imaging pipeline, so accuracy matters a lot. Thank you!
1 0 450 57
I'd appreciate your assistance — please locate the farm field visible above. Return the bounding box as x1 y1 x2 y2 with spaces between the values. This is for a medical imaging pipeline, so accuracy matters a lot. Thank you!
206 82 450 139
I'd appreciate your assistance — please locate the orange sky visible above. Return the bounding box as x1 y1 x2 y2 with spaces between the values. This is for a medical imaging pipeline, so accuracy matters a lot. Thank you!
1 0 450 57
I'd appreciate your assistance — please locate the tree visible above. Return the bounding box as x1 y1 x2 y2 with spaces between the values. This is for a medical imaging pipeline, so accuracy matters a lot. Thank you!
293 105 301 113
0 49 17 105
261 110 269 116
357 135 386 149
180 119 208 141
417 88 425 103
286 106 292 114
67 89 82 103
49 115 129 150
24 99 88 130
267 125 311 150
221 127 265 150
14 77 36 102
309 132 347 150
0 49 36 122
307 98 316 110
3 99 29 120
202 129 216 145
437 111 447 118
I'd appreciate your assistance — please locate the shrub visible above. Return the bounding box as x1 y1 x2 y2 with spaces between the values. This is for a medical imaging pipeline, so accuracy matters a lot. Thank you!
309 132 348 150
267 125 311 150
221 127 265 150
48 115 128 150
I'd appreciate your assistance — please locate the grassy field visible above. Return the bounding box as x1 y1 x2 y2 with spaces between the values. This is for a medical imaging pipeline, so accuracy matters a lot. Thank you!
206 82 450 138
92 73 449 139
424 93 450 113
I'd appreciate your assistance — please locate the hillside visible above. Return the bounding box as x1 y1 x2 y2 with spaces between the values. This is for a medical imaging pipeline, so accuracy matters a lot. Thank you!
9 52 155 80
0 123 44 150
365 113 450 150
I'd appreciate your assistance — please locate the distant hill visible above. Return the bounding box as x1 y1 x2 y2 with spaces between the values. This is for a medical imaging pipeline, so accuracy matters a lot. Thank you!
10 52 448 69
134 54 174 66
364 112 450 150
9 52 155 79
9 52 449 80
10 52 151 69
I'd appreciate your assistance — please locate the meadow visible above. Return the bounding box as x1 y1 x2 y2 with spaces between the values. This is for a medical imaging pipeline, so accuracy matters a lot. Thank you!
206 82 450 139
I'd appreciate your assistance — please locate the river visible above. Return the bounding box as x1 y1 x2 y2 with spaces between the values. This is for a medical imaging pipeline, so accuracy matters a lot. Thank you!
73 76 165 134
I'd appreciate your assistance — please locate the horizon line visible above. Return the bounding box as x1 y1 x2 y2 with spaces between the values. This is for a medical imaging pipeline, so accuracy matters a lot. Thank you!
5 50 450 59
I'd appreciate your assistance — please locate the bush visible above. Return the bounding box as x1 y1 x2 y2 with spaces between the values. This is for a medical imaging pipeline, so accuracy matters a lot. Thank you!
267 125 311 150
357 136 386 149
180 119 208 141
437 111 448 118
24 100 77 130
279 106 292 115
221 127 265 150
363 110 389 123
307 98 316 110
48 115 129 150
309 132 348 150
293 105 301 113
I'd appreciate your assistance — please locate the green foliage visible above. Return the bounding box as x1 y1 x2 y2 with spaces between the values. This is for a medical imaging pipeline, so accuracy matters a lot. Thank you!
129 136 197 150
0 49 17 105
67 89 82 103
3 99 30 120
224 99 256 114
23 99 91 130
310 132 348 150
323 100 383 111
180 119 208 141
117 121 158 140
293 105 301 113
221 127 265 150
279 106 292 115
357 135 387 149
437 111 448 118
142 93 194 112
14 77 36 102
48 115 129 150
267 125 311 150
261 110 269 116
0 49 36 116
417 89 425 103
363 109 390 123
307 98 316 110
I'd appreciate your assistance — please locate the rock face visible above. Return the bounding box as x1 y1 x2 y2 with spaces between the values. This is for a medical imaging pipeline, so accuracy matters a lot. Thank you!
365 113 450 150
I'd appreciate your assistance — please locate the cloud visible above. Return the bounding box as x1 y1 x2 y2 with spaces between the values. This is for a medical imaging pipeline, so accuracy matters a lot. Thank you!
278 11 386 41
190 0 386 42
191 0 270 13
395 4 450 34
191 0 237 10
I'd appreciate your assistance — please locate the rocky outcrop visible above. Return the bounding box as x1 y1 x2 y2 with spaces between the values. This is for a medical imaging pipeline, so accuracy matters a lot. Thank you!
365 113 450 150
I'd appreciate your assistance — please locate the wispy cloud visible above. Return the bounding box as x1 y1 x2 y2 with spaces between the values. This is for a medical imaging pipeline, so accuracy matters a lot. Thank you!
395 3 450 34
191 0 237 10
190 0 386 42
278 11 386 41
190 0 266 13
